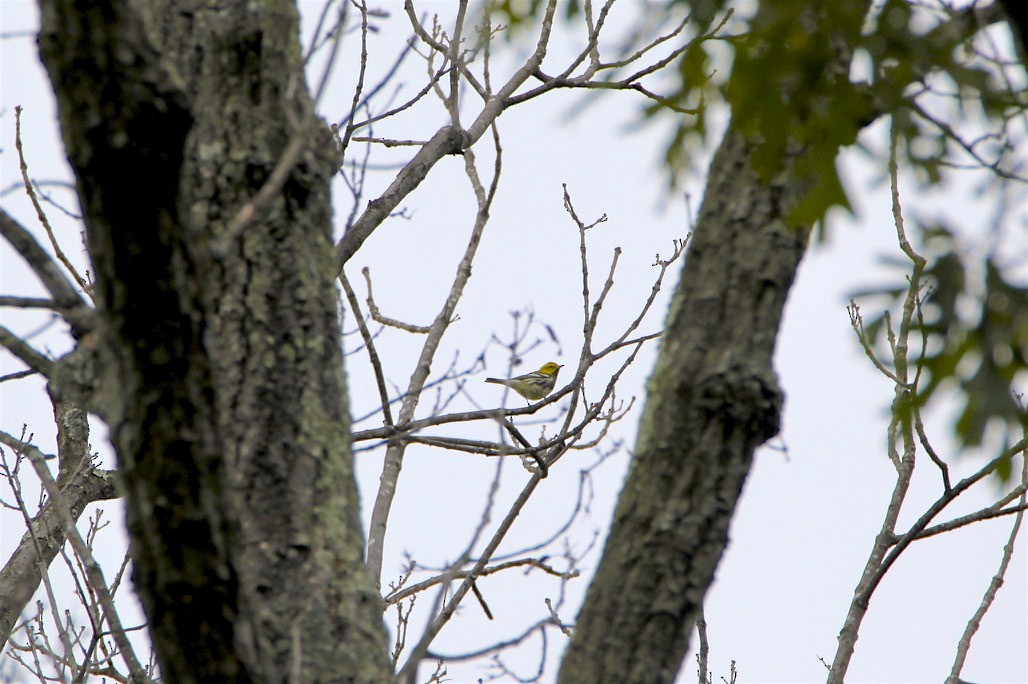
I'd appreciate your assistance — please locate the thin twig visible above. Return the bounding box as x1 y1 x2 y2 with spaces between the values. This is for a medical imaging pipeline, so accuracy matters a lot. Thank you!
0 209 89 320
945 442 1027 683
14 107 91 298
14 436 147 682
339 270 394 426
829 120 924 683
361 267 430 333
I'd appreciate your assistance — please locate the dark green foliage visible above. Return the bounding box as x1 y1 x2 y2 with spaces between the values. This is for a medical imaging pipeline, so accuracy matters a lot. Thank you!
726 2 870 225
654 0 1025 225
869 0 1027 187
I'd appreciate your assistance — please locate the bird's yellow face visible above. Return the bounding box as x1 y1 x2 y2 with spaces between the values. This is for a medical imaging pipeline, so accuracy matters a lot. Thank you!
538 362 562 376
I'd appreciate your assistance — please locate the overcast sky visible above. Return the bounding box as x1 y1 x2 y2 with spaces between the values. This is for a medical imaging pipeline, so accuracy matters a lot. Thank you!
2 2 1026 683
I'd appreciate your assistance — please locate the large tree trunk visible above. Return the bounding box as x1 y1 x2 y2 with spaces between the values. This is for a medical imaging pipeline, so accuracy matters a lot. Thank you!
557 127 810 684
36 1 390 681
557 2 875 679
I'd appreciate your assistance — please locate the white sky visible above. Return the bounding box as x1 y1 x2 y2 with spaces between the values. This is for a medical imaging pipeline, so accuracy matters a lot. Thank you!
1 2 1026 683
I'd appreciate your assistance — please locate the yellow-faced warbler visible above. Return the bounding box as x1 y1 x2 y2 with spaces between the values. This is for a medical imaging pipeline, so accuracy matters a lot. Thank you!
485 362 563 401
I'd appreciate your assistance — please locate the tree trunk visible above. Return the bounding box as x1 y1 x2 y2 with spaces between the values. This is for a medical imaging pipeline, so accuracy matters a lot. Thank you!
557 126 810 684
36 1 390 681
556 0 882 679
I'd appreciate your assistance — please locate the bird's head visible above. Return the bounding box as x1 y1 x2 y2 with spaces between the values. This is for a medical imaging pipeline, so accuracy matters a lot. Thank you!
538 362 563 377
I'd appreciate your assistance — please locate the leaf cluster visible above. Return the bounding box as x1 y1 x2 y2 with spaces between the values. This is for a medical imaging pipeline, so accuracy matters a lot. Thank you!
653 0 1026 225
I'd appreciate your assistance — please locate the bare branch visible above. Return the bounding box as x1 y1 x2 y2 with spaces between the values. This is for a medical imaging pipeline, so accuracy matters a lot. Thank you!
18 438 147 682
829 122 926 682
334 124 468 268
365 114 499 587
0 296 59 309
916 499 1028 539
361 266 431 333
334 0 368 159
0 324 53 378
396 471 545 683
0 422 119 658
830 121 1027 681
14 107 91 299
946 445 1027 684
339 270 394 426
0 209 89 328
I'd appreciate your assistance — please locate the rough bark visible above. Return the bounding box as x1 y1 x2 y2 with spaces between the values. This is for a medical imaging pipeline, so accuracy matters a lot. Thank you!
36 1 390 681
557 2 876 679
557 126 810 684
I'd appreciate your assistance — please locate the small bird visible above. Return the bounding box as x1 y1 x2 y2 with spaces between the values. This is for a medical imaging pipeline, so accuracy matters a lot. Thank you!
485 362 563 401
